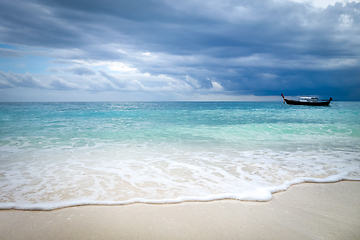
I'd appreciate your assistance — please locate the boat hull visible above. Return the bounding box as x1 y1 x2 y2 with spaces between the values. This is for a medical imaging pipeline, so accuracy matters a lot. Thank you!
284 99 331 106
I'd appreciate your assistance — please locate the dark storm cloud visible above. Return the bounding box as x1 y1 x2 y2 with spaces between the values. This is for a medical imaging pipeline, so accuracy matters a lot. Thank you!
0 1 83 48
47 66 96 76
65 66 96 75
37 0 176 22
0 0 359 99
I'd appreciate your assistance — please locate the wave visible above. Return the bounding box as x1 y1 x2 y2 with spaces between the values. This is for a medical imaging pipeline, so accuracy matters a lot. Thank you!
1 174 359 211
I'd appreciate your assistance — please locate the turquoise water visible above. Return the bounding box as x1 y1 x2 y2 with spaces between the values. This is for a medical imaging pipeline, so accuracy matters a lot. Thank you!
0 102 359 209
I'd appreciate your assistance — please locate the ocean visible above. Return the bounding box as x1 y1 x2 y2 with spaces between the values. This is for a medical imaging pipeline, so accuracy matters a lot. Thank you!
0 101 359 210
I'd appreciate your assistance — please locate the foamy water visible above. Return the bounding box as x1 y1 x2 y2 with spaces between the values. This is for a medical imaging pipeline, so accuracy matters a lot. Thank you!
0 102 359 210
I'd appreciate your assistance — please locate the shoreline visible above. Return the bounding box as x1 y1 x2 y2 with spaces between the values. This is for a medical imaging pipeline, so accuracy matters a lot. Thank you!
2 177 359 211
1 181 360 239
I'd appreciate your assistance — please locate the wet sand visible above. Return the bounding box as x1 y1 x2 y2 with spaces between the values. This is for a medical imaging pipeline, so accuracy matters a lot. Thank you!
1 181 359 240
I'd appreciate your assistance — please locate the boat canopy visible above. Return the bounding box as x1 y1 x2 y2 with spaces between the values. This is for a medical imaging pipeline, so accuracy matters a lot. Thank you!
299 96 318 102
299 97 318 100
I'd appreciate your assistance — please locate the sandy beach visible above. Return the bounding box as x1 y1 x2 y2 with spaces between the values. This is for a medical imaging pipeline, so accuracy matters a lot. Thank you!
0 181 359 240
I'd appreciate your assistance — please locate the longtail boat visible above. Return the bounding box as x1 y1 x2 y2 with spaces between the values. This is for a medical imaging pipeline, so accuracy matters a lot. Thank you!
281 94 332 106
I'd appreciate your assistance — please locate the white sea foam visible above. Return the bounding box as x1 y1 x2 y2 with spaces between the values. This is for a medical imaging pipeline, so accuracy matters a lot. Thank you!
1 143 359 210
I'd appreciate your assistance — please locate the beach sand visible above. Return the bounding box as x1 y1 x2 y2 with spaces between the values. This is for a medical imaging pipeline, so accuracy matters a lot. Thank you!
1 181 359 240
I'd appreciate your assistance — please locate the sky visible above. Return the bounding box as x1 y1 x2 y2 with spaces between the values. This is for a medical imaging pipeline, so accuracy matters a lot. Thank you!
0 0 359 101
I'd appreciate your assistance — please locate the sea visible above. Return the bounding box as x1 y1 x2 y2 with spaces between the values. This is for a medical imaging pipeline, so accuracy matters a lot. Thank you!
0 101 359 210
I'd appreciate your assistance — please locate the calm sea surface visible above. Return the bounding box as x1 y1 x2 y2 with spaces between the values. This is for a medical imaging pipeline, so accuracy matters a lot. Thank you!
0 101 359 209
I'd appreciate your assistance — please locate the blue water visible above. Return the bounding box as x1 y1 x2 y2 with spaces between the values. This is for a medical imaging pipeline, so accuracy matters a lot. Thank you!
0 102 359 209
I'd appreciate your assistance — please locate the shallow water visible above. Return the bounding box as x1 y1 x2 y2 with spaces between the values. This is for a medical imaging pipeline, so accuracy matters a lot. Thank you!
0 101 359 210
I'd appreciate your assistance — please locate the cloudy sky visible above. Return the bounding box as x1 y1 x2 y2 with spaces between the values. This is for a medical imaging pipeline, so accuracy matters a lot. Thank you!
0 0 359 101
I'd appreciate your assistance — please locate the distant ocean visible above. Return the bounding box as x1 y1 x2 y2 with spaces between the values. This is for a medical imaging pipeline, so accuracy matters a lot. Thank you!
1 101 359 210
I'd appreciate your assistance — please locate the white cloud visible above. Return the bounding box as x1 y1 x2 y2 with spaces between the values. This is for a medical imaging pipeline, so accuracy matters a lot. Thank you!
211 81 224 91
338 14 353 29
0 71 46 89
50 77 80 90
185 75 201 88
286 0 358 8
99 70 145 90
73 60 137 72
261 73 278 79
